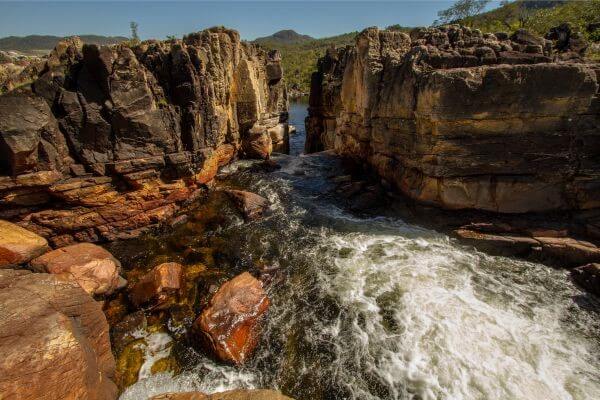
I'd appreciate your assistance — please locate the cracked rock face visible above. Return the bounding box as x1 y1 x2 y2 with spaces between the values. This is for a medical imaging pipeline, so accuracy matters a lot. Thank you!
306 25 600 215
0 28 288 246
0 269 117 400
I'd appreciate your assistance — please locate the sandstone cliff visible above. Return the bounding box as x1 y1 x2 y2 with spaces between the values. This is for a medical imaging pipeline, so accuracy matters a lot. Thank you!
306 26 600 220
0 27 288 246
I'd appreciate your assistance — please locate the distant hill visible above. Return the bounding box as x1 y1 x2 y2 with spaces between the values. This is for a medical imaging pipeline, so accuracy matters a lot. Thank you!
255 30 314 45
0 35 128 53
253 31 358 94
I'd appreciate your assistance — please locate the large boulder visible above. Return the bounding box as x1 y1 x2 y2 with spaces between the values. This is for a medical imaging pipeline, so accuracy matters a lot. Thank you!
243 125 273 160
151 389 293 400
129 262 184 309
0 219 49 268
0 269 117 399
30 242 125 296
193 272 269 364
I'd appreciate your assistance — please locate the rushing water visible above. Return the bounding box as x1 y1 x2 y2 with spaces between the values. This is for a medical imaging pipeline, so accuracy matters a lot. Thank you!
121 99 600 400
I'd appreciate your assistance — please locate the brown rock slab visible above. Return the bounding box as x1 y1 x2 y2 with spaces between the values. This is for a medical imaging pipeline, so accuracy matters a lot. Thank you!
0 269 117 400
193 272 269 365
30 242 125 297
454 228 539 256
571 263 600 296
152 389 293 400
225 190 268 221
129 262 184 308
0 219 49 267
535 237 600 266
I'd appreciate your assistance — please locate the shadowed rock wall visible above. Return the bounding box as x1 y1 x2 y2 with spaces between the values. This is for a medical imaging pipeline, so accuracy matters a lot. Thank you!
306 26 600 219
0 27 288 246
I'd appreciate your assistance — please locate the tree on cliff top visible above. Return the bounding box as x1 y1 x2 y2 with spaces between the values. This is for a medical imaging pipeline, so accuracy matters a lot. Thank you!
130 21 139 42
436 0 491 25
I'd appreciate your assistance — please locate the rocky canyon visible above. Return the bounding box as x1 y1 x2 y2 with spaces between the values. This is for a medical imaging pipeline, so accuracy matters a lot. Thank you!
1 18 600 400
306 24 600 276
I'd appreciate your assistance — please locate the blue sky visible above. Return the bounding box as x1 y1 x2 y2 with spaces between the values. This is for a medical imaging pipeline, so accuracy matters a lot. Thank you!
0 1 503 40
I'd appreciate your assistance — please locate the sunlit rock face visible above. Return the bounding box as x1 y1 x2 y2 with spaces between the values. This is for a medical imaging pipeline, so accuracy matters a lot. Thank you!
0 28 288 246
0 269 117 400
306 25 600 216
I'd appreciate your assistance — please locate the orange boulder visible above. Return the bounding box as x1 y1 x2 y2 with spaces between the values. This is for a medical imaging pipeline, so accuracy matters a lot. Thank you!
194 272 269 364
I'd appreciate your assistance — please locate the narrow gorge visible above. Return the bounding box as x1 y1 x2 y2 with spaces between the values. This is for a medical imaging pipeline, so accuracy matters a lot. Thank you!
1 22 600 400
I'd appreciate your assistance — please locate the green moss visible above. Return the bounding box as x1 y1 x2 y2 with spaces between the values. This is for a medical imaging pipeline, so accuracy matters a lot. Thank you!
150 356 180 375
156 98 169 108
115 339 146 389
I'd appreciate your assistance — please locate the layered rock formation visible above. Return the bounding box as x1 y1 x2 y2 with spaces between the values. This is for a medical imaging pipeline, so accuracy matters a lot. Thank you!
0 27 288 247
306 25 599 221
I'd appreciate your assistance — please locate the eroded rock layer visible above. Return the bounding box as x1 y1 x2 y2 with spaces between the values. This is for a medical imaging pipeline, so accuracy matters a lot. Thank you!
306 25 600 218
0 28 288 246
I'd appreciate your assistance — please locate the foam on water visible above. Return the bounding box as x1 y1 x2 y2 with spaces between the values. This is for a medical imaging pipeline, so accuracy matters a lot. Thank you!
119 103 600 399
302 229 600 399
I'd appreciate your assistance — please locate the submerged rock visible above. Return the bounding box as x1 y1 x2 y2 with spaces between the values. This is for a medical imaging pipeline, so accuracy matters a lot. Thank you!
0 219 49 267
193 272 269 365
0 269 117 399
129 262 184 309
571 263 600 296
116 339 146 390
151 389 293 400
30 242 125 297
225 189 269 221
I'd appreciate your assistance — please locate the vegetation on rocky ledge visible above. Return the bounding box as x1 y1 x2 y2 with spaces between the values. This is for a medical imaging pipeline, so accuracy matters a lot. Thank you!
254 31 358 94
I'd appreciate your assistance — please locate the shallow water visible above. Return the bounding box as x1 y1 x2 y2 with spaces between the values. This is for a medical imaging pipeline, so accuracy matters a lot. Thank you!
120 99 600 400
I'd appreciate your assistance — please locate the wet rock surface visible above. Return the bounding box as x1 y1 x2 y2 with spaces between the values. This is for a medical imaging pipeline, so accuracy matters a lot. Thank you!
0 28 288 246
0 269 117 399
129 262 184 309
193 272 270 365
225 189 269 221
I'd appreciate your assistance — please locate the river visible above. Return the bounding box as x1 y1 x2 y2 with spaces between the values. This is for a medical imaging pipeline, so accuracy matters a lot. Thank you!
120 98 600 400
